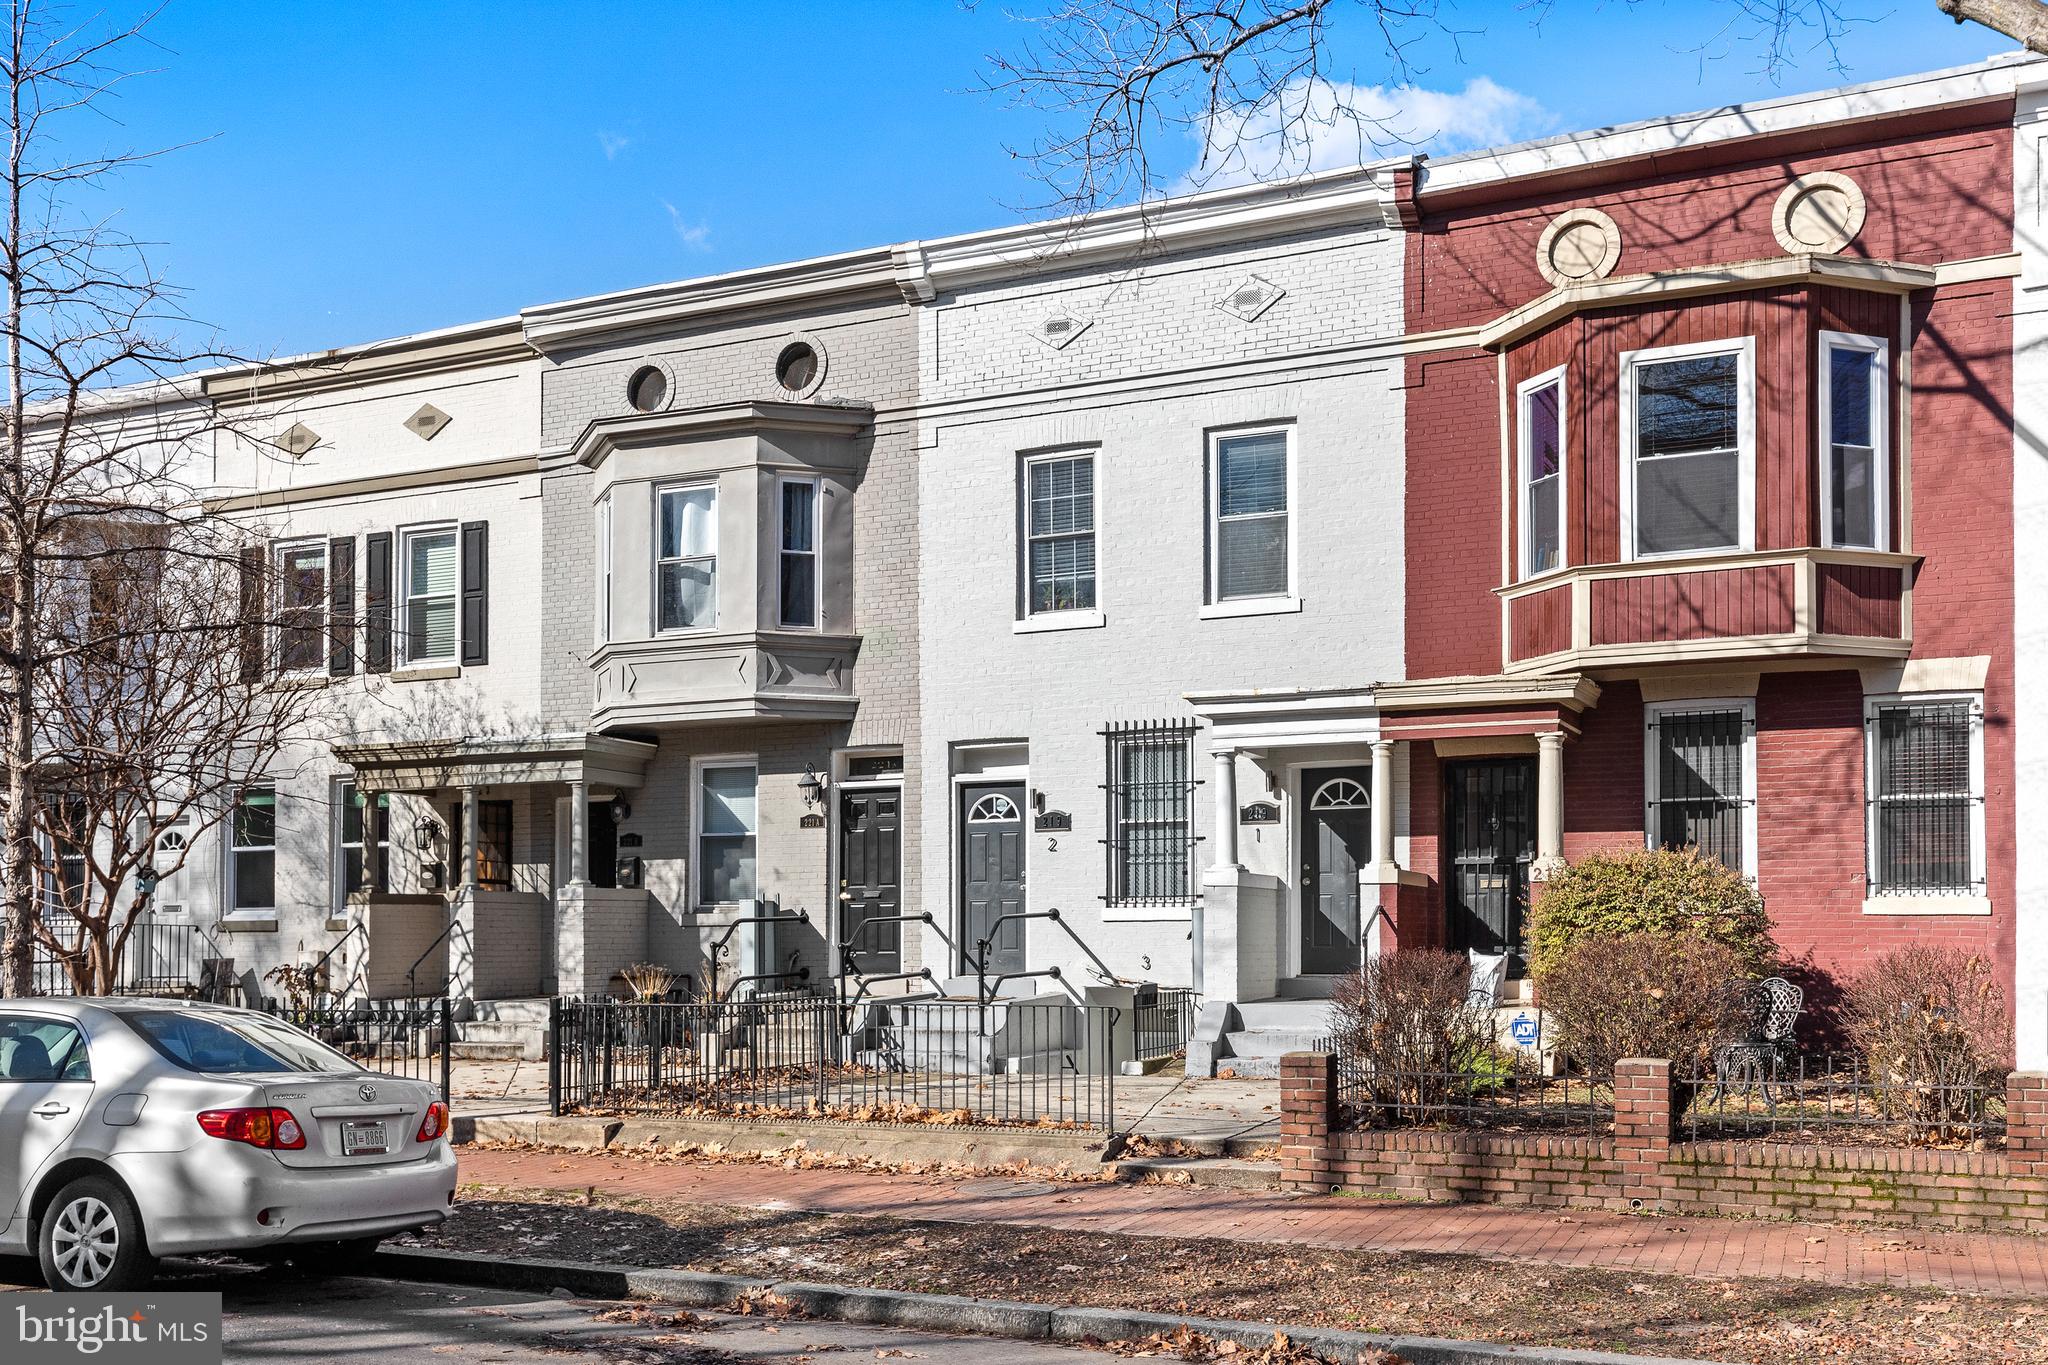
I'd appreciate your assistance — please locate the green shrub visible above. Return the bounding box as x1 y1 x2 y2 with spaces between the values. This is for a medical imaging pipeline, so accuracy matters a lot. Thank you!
1525 846 1774 982
1539 932 1749 1076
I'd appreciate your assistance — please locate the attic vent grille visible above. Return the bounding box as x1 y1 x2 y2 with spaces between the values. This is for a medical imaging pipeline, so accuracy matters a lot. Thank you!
275 423 320 458
1026 312 1091 351
406 404 451 441
1215 274 1285 322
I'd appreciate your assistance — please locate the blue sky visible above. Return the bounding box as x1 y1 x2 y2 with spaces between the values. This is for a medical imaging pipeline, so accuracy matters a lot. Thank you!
94 1 2012 358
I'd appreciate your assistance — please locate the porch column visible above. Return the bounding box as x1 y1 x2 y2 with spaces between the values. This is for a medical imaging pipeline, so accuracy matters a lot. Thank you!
1370 739 1396 868
460 784 480 890
1210 748 1241 871
567 778 590 887
1534 731 1566 880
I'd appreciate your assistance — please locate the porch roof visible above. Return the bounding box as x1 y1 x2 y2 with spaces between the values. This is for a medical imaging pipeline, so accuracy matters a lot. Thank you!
332 731 657 793
1185 673 1602 749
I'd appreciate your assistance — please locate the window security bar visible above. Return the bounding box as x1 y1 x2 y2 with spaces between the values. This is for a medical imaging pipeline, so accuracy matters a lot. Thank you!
1099 718 1204 907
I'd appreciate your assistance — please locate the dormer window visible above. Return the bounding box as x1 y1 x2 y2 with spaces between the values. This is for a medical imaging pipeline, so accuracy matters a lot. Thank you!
1518 366 1565 578
1820 331 1889 550
1620 338 1754 560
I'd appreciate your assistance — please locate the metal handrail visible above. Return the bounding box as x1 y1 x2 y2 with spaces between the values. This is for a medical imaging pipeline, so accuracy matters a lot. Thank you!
715 966 812 1003
707 905 808 999
308 921 367 999
973 907 1116 1006
405 914 460 999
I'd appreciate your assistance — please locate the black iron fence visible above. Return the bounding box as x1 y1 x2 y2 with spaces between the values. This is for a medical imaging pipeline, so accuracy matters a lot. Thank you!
261 996 453 1105
1133 985 1198 1062
1681 1054 2007 1147
1335 1048 1613 1136
33 914 214 997
550 994 1119 1130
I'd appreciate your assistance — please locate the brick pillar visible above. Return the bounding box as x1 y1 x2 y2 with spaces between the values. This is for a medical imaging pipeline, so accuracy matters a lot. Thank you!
2008 1072 2048 1177
1280 1050 1337 1190
1612 1057 1674 1207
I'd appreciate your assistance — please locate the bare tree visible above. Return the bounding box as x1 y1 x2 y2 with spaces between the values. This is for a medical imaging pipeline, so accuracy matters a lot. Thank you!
983 1 2024 218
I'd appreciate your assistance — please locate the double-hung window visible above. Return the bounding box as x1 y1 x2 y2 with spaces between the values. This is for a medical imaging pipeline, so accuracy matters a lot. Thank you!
1622 339 1754 559
1644 702 1755 877
274 539 328 674
594 497 613 643
696 761 757 906
1866 695 1984 897
399 527 459 665
656 485 717 632
1820 331 1889 550
335 779 389 905
1023 452 1096 616
1103 721 1198 905
230 787 277 914
778 478 819 628
1209 428 1292 601
1518 367 1565 578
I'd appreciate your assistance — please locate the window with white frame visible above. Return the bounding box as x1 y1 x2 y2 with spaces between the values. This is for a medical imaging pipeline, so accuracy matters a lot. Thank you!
1209 427 1292 601
656 485 717 632
696 761 756 905
1644 702 1755 877
1518 367 1565 578
274 539 328 674
1623 340 1753 559
1820 331 1889 551
1023 452 1096 616
778 478 819 628
1866 695 1984 895
594 496 612 643
230 787 276 913
1103 721 1199 904
335 779 389 906
399 526 459 664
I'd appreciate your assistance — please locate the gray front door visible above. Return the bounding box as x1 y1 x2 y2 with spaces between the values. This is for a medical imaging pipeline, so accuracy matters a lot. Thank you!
960 782 1026 977
1301 766 1372 975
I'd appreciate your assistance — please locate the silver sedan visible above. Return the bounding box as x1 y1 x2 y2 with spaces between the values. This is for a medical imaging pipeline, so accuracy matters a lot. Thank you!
0 997 457 1291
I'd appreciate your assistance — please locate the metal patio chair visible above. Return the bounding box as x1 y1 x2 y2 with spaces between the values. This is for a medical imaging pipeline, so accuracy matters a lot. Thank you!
1711 976 1803 1105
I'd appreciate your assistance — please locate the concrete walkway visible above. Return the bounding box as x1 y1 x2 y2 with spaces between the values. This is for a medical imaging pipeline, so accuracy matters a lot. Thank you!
457 1147 2048 1299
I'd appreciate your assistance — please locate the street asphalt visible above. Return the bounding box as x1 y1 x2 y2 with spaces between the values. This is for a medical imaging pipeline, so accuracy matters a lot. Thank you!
0 1257 1113 1363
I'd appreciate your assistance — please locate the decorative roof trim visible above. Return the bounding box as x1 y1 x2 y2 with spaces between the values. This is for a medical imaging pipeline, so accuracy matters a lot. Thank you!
201 318 532 406
1371 673 1604 714
560 399 874 472
204 454 539 515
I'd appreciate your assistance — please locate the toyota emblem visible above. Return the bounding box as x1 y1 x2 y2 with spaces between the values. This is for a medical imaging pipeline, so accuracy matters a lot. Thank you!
358 1082 377 1102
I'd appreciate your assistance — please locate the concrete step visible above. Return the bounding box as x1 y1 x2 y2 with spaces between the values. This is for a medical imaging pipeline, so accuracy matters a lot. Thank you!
1232 999 1335 1031
470 997 554 1024
1106 1157 1281 1190
449 1041 528 1061
1223 1026 1328 1057
1212 1053 1283 1078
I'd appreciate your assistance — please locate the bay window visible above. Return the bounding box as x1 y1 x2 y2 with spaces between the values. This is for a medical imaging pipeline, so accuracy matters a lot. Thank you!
1820 331 1889 551
1518 367 1565 578
657 485 717 632
1622 339 1754 559
778 477 819 628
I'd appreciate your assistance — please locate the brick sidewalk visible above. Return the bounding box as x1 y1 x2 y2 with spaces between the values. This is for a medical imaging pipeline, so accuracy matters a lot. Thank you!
456 1147 2048 1298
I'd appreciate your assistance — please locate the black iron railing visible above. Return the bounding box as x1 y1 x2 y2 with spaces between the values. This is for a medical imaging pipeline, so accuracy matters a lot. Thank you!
1681 1053 2006 1147
261 996 453 1105
33 913 215 997
1099 719 1203 907
1334 1047 1613 1136
1133 985 1198 1062
550 994 1119 1130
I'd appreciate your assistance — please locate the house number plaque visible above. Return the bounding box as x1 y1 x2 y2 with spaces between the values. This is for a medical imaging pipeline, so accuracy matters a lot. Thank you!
1239 801 1280 825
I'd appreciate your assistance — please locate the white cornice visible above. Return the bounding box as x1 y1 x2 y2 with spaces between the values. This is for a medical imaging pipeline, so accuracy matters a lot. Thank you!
201 317 532 406
560 399 875 471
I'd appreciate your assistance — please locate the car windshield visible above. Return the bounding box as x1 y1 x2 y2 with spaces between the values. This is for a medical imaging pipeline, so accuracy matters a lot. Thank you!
118 1010 361 1075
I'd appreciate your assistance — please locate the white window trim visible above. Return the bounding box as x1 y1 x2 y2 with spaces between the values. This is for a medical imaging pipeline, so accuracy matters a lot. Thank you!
331 778 388 914
775 474 822 630
654 481 718 635
224 786 278 926
1618 336 1757 563
1818 329 1891 552
1861 690 1987 912
396 521 460 667
594 495 613 646
1641 697 1758 880
1517 364 1568 582
1019 447 1101 624
272 537 329 676
689 754 758 915
1206 422 1298 606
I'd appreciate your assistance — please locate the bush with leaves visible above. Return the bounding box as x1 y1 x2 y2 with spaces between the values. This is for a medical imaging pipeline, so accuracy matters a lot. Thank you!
1538 932 1748 1078
1330 949 1493 1118
1843 945 2012 1142
1525 847 1774 982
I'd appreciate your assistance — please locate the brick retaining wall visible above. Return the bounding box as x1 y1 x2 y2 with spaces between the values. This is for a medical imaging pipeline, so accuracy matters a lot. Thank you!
1280 1053 2048 1232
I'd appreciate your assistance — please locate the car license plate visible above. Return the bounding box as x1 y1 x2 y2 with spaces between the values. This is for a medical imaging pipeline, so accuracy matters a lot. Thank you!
342 1120 388 1155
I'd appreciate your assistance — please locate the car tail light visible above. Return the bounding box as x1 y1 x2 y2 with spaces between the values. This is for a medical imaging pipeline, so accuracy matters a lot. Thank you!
197 1107 306 1150
415 1100 449 1143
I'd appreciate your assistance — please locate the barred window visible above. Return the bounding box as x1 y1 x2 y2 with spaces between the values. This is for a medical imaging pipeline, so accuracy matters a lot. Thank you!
1869 698 1980 894
1645 705 1752 875
1102 720 1200 904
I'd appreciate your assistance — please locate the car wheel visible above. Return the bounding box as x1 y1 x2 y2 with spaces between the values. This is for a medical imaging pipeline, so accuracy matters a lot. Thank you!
38 1175 157 1292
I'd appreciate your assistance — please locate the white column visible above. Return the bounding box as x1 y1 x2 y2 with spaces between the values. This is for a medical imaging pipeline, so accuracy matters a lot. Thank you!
1534 731 1566 879
460 786 480 890
1210 748 1241 871
361 787 385 895
567 779 590 886
1371 739 1396 869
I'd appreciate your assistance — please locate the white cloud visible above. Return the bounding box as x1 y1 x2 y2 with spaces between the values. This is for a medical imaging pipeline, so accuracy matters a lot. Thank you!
1185 76 1553 191
660 200 713 252
598 130 631 161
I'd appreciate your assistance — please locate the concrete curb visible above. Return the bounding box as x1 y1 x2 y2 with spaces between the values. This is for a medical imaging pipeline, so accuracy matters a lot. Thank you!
371 1247 1709 1365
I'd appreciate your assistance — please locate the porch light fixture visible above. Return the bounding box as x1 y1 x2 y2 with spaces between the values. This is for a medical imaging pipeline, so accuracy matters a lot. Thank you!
609 794 631 824
413 816 440 850
798 764 826 809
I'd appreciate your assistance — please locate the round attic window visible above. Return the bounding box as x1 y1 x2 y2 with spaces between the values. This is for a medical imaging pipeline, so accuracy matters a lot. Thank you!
776 342 819 394
1535 207 1622 288
626 365 669 413
1772 172 1865 255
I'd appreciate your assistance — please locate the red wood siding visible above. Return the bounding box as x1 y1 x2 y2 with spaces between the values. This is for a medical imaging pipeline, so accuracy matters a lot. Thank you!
1815 562 1905 638
1589 563 1796 645
1508 585 1572 661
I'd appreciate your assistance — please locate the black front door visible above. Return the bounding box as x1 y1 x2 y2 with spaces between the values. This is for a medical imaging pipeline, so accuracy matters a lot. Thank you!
960 782 1026 976
1301 766 1373 975
1444 758 1537 958
838 787 902 974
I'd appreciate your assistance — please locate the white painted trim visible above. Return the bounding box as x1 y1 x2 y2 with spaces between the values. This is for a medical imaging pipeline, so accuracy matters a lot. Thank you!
594 494 613 648
1199 595 1302 621
395 520 461 668
1019 447 1101 622
1862 691 1988 899
1817 330 1892 552
225 785 278 919
1619 336 1757 563
1014 610 1105 634
1862 894 1993 917
1206 422 1298 607
688 753 759 916
774 473 823 630
1857 655 1991 695
1641 698 1758 879
1516 363 1568 581
2015 84 2048 1070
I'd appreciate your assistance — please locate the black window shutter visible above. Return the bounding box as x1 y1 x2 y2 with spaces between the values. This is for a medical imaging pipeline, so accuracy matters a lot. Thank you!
328 536 355 677
237 544 267 683
363 532 393 674
459 520 488 667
